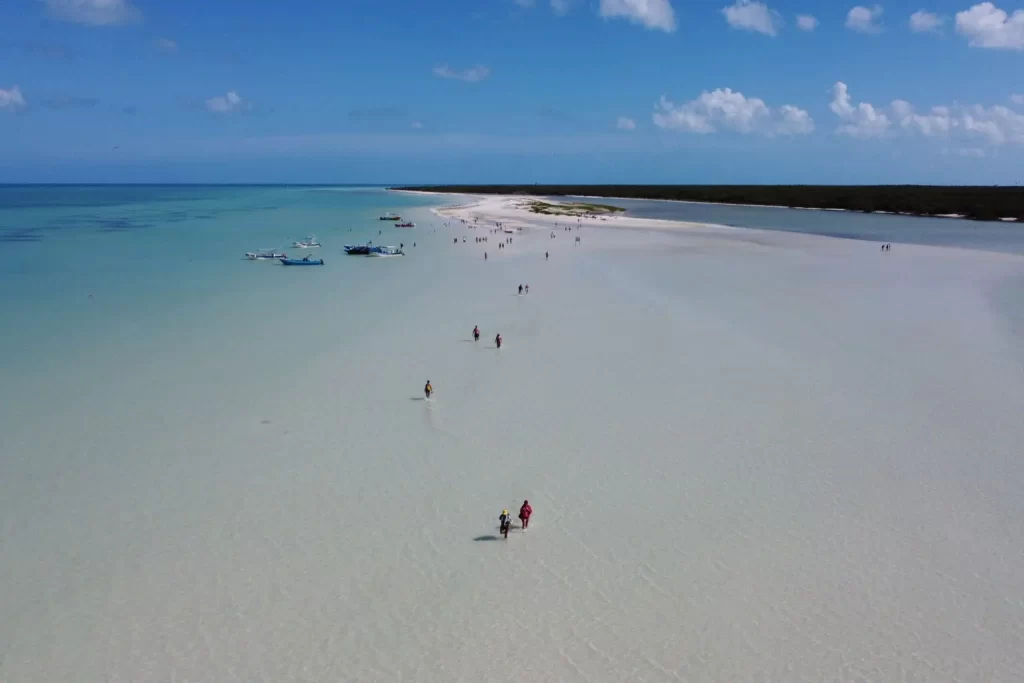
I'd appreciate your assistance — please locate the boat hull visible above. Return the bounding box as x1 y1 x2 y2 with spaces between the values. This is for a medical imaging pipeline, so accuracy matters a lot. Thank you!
280 258 324 266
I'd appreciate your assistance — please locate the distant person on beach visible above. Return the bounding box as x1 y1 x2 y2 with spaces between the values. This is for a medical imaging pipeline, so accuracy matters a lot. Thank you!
525 284 529 294
424 380 433 399
495 333 502 349
519 500 532 530
518 284 523 295
473 325 480 341
545 252 549 260
484 252 488 260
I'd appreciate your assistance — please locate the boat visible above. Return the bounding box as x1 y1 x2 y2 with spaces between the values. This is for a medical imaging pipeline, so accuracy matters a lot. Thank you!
379 213 401 221
368 245 403 257
245 249 287 260
395 221 415 228
280 256 324 266
292 235 322 248
344 243 374 255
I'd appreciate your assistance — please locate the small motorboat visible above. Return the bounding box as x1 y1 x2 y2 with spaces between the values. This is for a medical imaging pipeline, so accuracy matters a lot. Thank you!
246 249 287 260
292 235 322 248
395 221 415 228
280 256 324 266
379 213 401 221
368 245 403 257
344 243 373 255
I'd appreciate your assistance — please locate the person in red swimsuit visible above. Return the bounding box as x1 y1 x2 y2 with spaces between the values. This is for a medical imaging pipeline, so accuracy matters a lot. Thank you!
519 500 533 530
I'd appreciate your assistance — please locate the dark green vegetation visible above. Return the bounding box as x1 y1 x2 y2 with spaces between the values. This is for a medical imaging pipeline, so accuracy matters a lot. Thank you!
524 200 625 216
396 185 1024 222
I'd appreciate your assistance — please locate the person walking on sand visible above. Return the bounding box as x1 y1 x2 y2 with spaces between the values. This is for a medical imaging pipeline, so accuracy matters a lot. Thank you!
495 333 502 349
473 325 480 341
424 380 433 399
519 500 532 530
484 252 488 261
499 509 512 538
525 284 529 294
545 252 549 260
518 284 523 295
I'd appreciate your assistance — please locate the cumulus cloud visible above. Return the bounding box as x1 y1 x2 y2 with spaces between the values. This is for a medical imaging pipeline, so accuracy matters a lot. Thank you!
909 10 944 32
846 5 884 33
722 0 781 35
617 116 636 130
1012 94 1024 105
0 85 27 112
653 88 813 136
956 3 1024 49
796 14 819 30
155 37 178 53
42 0 142 26
599 0 676 32
206 90 248 114
831 81 1024 147
830 82 892 137
432 64 491 82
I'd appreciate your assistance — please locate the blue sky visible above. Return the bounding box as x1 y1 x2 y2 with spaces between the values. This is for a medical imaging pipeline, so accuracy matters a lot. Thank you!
1 0 1023 183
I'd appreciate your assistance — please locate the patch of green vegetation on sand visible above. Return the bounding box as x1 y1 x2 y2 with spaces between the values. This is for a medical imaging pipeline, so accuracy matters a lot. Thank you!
524 200 626 217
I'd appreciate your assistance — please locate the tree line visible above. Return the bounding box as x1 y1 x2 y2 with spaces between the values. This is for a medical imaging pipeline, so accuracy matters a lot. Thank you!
396 185 1024 222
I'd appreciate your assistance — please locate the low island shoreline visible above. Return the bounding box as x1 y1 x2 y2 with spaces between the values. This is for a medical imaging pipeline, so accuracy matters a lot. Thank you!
393 185 1024 223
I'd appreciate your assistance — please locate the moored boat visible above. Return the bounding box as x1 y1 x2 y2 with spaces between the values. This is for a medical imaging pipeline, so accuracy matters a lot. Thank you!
395 221 415 228
379 213 401 221
246 249 287 260
292 235 322 248
280 256 324 266
344 243 374 255
368 245 403 257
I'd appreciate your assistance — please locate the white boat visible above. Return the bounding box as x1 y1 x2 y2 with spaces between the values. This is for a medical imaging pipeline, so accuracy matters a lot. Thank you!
292 235 322 249
246 249 287 260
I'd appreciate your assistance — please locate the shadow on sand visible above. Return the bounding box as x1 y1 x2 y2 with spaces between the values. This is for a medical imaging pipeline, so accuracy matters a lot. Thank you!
473 535 502 542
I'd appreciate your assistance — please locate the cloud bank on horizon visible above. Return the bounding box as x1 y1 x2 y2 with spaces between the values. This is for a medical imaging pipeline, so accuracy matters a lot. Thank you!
4 0 1024 182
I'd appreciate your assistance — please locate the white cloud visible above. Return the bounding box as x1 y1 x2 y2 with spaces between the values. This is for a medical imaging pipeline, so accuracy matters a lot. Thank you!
432 65 491 82
42 0 141 26
155 37 178 52
829 82 892 138
0 85 27 112
599 0 676 32
846 5 884 33
796 14 819 30
909 10 944 32
206 90 248 114
616 116 637 130
1011 94 1024 105
956 3 1024 50
653 88 813 136
551 0 570 14
722 0 781 36
831 82 1024 147
411 121 424 129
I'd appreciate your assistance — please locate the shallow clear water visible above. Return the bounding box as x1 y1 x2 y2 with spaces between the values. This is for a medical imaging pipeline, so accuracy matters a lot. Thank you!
2 186 1024 682
566 195 1024 255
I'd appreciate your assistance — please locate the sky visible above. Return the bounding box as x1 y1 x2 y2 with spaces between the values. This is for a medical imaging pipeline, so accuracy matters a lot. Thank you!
1 0 1023 184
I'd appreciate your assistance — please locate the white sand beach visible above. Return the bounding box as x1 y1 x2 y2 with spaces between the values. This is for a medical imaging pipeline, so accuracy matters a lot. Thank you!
3 193 1024 682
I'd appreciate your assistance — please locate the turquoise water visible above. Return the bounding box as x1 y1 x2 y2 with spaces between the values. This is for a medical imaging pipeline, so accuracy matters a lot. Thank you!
569 196 1024 255
0 186 449 377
